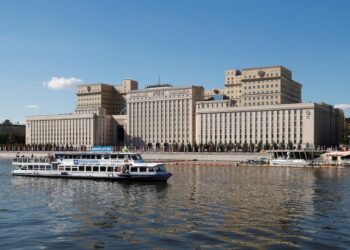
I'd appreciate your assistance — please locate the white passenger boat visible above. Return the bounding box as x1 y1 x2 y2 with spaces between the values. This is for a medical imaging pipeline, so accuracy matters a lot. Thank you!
270 158 309 166
12 151 172 182
267 150 326 167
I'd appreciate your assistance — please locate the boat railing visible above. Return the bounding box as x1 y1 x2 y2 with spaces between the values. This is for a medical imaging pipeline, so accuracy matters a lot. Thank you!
12 157 52 164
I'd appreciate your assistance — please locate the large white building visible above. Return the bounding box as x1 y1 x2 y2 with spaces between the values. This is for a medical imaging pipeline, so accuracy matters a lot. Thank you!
195 100 343 147
127 85 204 146
205 66 302 107
26 79 136 148
26 112 114 148
25 66 344 149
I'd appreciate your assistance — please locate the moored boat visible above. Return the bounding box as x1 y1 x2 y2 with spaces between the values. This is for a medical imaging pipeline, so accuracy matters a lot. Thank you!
267 149 326 167
12 151 172 182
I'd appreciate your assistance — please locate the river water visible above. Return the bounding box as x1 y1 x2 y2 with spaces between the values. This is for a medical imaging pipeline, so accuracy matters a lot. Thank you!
1 159 350 249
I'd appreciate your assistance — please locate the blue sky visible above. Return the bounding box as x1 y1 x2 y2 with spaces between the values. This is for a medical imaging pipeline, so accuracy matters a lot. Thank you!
0 0 349 123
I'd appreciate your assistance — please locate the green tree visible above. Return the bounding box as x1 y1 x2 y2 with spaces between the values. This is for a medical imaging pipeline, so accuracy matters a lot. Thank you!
263 142 270 150
242 141 248 152
257 141 263 152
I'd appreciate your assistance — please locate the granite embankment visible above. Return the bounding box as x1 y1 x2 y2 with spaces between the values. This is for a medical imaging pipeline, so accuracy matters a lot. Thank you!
0 151 269 163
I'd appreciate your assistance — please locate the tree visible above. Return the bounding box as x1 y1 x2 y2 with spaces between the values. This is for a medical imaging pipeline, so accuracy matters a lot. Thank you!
257 141 263 152
193 142 198 152
180 142 185 152
236 142 242 151
249 142 255 152
227 141 233 152
242 141 248 152
173 142 179 152
199 142 203 152
279 141 286 150
218 142 224 152
287 141 293 150
263 142 270 150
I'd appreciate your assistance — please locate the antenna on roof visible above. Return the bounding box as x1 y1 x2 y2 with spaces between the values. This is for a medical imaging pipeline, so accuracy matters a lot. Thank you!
158 75 161 85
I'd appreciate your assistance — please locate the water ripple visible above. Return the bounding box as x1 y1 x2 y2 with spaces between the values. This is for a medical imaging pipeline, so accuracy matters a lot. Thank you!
1 160 350 249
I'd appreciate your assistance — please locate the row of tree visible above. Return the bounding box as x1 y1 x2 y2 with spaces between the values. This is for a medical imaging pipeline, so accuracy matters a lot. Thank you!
142 140 304 152
0 141 315 153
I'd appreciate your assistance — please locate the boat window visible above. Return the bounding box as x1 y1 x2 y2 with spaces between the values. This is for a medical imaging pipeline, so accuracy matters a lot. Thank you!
139 167 147 172
130 167 138 172
131 154 142 160
68 155 73 159
86 155 91 159
118 154 124 159
28 165 33 170
72 167 78 172
96 155 102 159
100 166 106 172
93 166 99 172
39 165 45 171
58 166 64 171
104 155 110 160
79 166 84 171
111 154 117 159
154 167 161 172
45 165 51 171
160 166 167 172
86 166 92 171
82 155 86 159
148 168 154 172
21 166 27 170
65 167 71 171
52 165 57 171
107 167 113 172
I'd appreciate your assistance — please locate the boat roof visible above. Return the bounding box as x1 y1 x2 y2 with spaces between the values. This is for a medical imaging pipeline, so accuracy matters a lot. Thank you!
325 151 350 156
54 151 141 155
266 150 326 153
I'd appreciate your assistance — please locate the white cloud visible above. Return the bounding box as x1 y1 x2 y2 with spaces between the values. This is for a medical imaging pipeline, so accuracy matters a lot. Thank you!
26 104 39 109
335 104 350 110
44 77 83 90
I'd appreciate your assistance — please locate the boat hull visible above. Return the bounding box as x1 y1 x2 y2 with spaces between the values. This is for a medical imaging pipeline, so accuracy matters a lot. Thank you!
270 159 310 167
11 172 172 182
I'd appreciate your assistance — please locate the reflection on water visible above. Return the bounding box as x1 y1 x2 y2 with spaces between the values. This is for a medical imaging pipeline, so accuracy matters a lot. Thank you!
1 159 350 249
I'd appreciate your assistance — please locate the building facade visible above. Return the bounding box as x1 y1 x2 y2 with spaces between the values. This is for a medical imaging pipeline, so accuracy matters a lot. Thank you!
26 78 138 148
196 101 342 147
127 85 204 146
26 113 114 148
76 79 138 115
223 66 302 106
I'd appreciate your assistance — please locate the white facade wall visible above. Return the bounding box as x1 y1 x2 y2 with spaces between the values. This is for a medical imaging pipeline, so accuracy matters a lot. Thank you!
26 113 113 148
127 86 204 146
196 101 340 147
